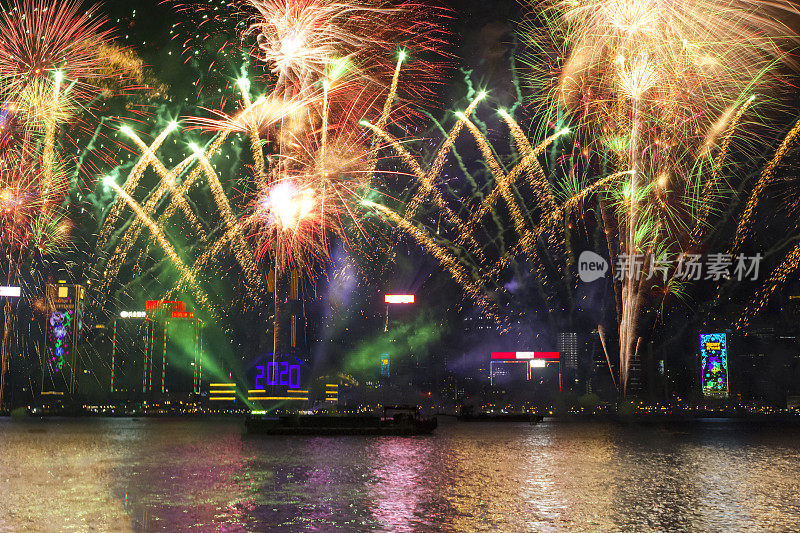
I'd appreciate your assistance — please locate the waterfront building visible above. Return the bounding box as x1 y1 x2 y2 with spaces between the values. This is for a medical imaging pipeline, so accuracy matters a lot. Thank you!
41 283 85 399
109 300 204 400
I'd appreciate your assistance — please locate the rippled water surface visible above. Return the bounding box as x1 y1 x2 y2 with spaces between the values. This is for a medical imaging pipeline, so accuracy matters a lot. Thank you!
2 418 800 531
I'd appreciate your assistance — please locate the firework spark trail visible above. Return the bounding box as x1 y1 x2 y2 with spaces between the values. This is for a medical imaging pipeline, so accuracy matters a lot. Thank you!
378 52 403 131
689 97 754 247
104 181 225 326
737 241 800 329
138 153 199 222
124 125 205 236
463 115 571 294
362 120 488 264
366 50 404 174
462 116 529 236
96 125 193 299
498 109 558 212
158 131 231 224
617 84 646 393
98 124 174 247
597 324 617 388
104 177 202 294
468 129 566 227
461 114 566 302
731 117 800 254
100 152 200 299
99 130 237 307
192 148 264 291
249 118 266 181
505 119 570 283
364 199 497 313
404 93 485 219
236 79 266 180
349 53 405 234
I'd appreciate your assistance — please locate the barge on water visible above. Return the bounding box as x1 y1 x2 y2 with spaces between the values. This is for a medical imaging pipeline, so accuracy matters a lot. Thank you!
245 405 437 436
458 405 543 424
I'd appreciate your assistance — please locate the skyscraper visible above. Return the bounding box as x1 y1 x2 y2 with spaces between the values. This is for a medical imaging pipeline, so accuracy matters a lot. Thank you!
41 283 84 398
111 312 148 396
558 332 579 372
138 300 204 397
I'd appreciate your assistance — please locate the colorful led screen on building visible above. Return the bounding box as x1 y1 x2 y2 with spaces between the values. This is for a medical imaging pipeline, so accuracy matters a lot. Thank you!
380 354 390 377
700 333 728 398
42 283 84 394
47 310 72 372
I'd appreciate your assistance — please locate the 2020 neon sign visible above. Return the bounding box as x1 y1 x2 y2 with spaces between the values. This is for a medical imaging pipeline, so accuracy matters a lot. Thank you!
255 362 301 389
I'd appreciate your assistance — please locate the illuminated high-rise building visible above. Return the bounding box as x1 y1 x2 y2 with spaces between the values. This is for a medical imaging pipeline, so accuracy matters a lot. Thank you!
558 332 579 371
270 268 305 359
380 354 390 377
490 360 530 386
110 300 204 397
558 332 582 391
110 311 148 396
41 283 84 398
163 311 204 394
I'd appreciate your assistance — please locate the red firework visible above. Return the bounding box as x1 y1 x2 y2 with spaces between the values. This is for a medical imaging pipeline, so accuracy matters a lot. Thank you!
0 0 111 102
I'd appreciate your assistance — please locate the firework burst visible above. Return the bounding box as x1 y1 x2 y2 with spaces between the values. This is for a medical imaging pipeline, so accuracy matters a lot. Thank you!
0 0 109 101
242 0 447 96
519 0 798 393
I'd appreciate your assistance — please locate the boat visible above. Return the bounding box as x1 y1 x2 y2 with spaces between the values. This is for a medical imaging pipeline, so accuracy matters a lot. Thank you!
245 405 437 436
457 405 543 424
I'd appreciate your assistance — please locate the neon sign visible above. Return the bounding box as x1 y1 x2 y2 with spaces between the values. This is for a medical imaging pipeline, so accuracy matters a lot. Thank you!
700 333 729 398
385 294 414 304
0 286 20 297
255 361 301 389
491 351 560 360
